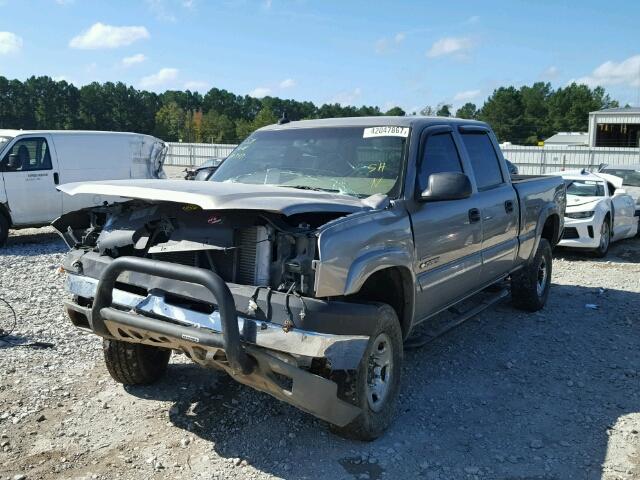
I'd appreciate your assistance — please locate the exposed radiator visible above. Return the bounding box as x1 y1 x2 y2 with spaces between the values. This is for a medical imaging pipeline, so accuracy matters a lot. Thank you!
236 226 271 286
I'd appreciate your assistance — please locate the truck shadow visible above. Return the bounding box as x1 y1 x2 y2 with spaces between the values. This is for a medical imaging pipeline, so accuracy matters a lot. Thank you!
125 283 640 480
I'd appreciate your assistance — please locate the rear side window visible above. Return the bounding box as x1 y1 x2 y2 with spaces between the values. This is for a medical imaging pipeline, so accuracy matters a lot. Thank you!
2 137 52 172
461 132 503 190
417 133 463 192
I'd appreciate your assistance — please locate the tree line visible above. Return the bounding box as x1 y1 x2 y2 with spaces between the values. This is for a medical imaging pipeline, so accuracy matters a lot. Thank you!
0 76 620 145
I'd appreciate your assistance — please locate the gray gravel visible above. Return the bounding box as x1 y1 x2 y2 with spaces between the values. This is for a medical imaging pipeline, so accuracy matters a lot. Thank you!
1 227 640 480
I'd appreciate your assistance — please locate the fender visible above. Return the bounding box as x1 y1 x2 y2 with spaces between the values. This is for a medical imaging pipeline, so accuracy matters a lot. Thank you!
527 204 561 263
343 247 414 296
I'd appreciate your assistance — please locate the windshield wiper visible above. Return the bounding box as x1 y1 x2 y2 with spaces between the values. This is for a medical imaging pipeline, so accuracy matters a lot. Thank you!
278 185 342 193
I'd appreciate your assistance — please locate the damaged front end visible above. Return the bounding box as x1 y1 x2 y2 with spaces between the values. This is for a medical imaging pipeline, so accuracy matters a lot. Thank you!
54 200 376 426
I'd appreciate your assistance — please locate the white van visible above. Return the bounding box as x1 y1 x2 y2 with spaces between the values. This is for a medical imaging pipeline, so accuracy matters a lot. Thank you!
0 130 166 246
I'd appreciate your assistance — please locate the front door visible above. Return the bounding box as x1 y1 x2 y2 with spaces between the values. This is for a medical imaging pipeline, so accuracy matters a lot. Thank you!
459 128 518 283
409 127 483 320
0 136 62 225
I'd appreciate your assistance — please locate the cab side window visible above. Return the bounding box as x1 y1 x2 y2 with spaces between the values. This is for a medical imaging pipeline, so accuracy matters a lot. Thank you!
417 133 463 192
461 132 504 190
2 138 52 172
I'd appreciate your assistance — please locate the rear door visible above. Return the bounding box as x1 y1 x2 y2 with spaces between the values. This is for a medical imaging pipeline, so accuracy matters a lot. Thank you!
459 127 519 283
409 126 483 320
0 135 62 225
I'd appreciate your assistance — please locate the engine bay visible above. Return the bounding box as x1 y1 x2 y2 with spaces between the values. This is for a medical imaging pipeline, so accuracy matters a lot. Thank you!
54 201 348 297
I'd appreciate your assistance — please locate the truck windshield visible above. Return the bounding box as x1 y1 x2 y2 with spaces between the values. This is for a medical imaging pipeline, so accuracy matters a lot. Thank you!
210 127 408 198
564 179 605 197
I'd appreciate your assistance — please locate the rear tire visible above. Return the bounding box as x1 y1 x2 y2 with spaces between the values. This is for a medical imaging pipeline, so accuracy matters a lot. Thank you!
592 217 611 258
103 339 171 385
511 238 552 312
330 304 403 441
0 214 8 248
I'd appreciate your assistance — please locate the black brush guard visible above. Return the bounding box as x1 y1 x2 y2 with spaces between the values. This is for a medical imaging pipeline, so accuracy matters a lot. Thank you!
90 256 255 375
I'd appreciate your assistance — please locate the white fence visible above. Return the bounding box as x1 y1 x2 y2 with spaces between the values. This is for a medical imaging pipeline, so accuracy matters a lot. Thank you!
164 141 640 174
164 142 237 167
501 145 640 175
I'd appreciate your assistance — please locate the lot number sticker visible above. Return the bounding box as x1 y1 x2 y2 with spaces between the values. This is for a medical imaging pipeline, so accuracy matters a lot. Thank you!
363 126 410 138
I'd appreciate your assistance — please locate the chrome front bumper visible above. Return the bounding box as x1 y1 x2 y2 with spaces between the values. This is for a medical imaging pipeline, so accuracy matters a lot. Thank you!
65 273 368 370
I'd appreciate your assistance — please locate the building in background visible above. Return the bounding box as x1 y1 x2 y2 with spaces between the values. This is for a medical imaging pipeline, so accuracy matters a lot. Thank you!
543 132 588 146
589 107 640 147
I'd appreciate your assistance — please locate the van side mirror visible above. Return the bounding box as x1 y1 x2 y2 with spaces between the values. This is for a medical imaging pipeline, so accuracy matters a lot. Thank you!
420 172 473 202
6 153 19 170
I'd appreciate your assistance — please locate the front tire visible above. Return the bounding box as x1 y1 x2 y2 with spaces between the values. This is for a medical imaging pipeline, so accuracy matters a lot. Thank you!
103 339 171 385
330 304 403 441
592 217 611 258
0 214 9 248
511 238 552 312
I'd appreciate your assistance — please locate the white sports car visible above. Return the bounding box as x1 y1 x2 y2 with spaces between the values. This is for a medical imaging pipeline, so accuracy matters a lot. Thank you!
550 170 638 257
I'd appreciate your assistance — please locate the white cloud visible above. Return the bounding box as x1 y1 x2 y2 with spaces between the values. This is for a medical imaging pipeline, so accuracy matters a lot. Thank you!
330 87 362 106
542 65 560 79
453 89 481 102
279 78 296 89
140 67 179 88
0 32 23 55
145 0 177 21
426 36 473 58
249 87 271 98
576 55 640 88
184 80 208 91
70 23 150 49
375 32 405 54
122 53 146 67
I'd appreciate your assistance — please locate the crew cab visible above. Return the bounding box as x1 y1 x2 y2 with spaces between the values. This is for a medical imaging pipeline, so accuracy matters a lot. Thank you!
54 117 566 440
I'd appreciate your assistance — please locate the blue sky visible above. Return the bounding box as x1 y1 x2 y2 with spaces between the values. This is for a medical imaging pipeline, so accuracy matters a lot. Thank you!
1 0 640 112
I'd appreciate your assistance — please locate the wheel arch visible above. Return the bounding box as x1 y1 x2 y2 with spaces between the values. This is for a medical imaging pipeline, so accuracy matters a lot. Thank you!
347 265 415 339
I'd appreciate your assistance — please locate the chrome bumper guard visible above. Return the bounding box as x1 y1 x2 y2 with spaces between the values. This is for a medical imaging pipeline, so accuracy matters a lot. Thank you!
65 264 369 371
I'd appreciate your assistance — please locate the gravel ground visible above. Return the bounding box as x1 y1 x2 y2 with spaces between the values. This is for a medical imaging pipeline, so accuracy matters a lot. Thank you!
1 227 640 480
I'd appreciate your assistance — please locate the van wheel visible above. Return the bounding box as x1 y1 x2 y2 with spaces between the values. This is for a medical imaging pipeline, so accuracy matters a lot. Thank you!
592 217 611 258
103 339 171 385
511 238 552 312
0 215 8 247
330 304 403 441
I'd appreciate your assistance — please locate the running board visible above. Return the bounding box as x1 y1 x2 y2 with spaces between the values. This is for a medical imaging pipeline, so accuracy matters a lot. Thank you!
404 288 509 350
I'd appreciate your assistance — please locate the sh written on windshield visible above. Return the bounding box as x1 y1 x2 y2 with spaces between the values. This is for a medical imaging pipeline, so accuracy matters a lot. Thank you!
210 126 408 199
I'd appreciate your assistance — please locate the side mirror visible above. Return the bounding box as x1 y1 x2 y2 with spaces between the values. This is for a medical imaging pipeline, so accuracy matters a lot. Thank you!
420 172 472 202
7 153 19 169
614 188 627 196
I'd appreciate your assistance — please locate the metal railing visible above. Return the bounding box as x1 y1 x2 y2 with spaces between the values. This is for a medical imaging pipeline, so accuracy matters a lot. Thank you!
164 142 237 167
501 145 640 175
163 141 640 175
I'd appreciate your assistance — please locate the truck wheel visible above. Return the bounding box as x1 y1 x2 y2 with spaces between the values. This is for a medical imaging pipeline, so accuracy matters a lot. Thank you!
103 339 171 385
0 214 8 248
511 238 552 312
592 218 611 258
330 304 403 441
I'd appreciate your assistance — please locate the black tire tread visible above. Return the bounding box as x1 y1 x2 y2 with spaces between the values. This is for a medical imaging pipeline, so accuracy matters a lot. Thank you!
591 216 611 258
511 238 552 312
103 339 171 385
330 304 403 441
0 214 8 248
